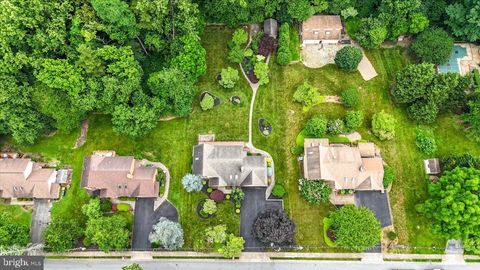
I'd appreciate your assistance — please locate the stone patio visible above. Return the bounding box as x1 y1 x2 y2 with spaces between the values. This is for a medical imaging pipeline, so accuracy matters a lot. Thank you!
459 43 480 76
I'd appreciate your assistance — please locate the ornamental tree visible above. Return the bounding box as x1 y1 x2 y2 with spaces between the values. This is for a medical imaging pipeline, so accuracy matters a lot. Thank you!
171 34 207 81
354 17 387 49
304 115 328 137
219 67 239 89
334 46 363 71
231 28 248 47
414 127 437 155
330 205 381 252
293 82 319 107
252 209 296 245
149 217 184 250
299 179 332 204
84 215 130 251
200 94 214 111
372 110 396 140
181 173 203 192
218 234 244 258
254 61 269 85
417 167 480 254
411 28 454 65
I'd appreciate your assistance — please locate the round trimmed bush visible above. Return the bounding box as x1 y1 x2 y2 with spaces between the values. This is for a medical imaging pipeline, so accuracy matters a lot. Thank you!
219 67 240 89
272 184 286 198
335 46 363 71
415 128 437 155
200 94 214 111
304 115 328 137
344 111 364 132
340 88 360 108
372 110 396 140
210 189 225 202
387 231 397 241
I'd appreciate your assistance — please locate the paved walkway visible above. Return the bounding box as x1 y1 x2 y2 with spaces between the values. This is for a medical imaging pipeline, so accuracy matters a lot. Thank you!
357 51 377 81
140 159 171 209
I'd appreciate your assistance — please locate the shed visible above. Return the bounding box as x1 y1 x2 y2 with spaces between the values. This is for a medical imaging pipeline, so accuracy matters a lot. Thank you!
264 19 278 39
424 158 441 175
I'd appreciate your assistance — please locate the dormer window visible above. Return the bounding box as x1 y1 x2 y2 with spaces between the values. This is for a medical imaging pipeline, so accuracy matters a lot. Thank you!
124 185 127 189
118 185 122 189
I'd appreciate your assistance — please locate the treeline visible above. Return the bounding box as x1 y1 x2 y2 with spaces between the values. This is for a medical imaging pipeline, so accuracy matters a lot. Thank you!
0 0 205 144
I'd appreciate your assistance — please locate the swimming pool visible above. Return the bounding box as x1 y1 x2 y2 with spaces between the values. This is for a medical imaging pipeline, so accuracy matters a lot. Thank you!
438 45 467 73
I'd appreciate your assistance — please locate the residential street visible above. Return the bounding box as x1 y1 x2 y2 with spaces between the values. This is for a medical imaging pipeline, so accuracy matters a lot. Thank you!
45 259 480 270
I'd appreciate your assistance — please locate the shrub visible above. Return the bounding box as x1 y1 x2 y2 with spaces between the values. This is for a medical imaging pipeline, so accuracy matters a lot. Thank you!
232 187 245 204
387 231 397 241
252 209 295 245
441 154 480 171
272 184 286 198
344 111 363 132
206 187 213 193
299 179 332 204
210 189 225 202
293 82 319 106
182 173 203 192
100 199 112 213
407 101 439 124
411 28 454 65
231 28 248 47
200 94 214 111
327 119 345 135
393 63 435 104
304 115 328 137
202 199 217 215
149 217 184 250
415 128 437 155
335 46 363 71
372 110 396 140
205 225 227 244
258 35 277 57
277 24 292 66
340 88 360 108
383 165 395 188
330 205 381 251
43 219 83 252
254 61 269 85
218 234 244 258
341 7 358 19
228 45 244 64
219 67 239 89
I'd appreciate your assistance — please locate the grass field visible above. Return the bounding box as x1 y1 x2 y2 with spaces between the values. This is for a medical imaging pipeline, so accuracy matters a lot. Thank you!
5 26 480 253
253 47 480 253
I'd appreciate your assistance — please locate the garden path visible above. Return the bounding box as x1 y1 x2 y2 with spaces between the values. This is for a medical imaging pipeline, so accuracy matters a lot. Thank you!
73 119 89 149
140 159 172 210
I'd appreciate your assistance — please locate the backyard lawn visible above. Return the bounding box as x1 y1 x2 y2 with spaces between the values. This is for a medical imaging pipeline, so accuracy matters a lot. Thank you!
253 47 480 253
0 204 32 227
4 26 480 253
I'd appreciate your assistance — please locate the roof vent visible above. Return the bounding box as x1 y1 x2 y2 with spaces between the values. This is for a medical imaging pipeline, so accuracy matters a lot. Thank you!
195 157 199 161
359 166 365 172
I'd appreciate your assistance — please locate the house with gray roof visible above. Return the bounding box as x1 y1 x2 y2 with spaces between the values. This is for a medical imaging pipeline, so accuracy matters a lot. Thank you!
192 141 267 193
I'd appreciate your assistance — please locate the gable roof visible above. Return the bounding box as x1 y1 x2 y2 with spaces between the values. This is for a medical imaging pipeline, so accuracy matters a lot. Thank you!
0 159 60 199
303 139 384 191
302 15 343 41
82 155 158 198
193 141 267 187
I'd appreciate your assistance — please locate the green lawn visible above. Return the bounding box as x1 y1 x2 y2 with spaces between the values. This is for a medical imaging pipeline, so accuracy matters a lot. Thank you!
0 204 32 227
4 26 480 254
10 26 245 249
253 47 480 253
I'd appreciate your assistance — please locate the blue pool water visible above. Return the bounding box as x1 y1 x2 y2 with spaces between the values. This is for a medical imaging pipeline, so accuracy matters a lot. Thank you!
438 45 467 73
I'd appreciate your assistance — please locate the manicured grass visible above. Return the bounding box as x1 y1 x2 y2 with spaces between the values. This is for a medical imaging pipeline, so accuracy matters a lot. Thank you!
0 204 32 226
116 203 131 212
254 46 480 253
289 26 301 62
8 26 246 249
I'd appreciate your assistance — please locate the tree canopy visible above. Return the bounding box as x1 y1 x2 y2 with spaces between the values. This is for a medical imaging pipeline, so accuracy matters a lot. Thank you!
252 209 296 246
411 28 454 65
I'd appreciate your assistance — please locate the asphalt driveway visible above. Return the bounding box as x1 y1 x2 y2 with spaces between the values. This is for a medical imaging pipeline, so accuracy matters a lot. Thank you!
240 187 283 251
354 191 392 228
132 198 178 250
31 199 51 244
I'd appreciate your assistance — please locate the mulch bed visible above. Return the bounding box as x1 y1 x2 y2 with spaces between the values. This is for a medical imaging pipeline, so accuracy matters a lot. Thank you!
327 227 337 241
258 118 272 136
231 96 241 105
200 91 221 107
